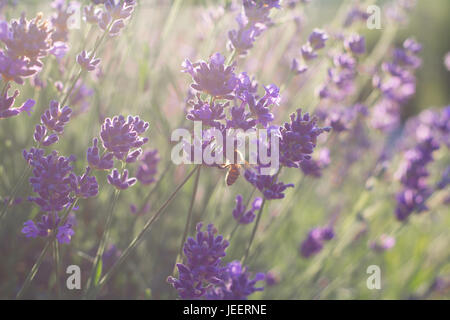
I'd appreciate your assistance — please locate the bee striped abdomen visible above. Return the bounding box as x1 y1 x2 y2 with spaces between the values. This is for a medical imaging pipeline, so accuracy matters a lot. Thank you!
225 165 241 186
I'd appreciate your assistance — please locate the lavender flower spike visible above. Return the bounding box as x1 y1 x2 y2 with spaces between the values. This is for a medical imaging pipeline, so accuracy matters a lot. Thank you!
87 138 114 170
232 195 262 224
107 168 137 190
182 53 238 99
77 50 101 71
308 29 328 50
0 84 35 119
168 223 229 300
100 115 149 160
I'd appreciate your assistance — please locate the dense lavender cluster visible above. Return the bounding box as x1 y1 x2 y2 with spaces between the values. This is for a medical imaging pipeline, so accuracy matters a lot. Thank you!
168 223 229 299
86 114 150 190
168 223 264 300
206 261 265 299
21 149 98 243
279 109 331 168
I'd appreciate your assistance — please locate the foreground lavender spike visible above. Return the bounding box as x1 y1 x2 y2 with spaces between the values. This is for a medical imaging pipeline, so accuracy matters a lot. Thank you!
168 223 229 300
21 148 98 244
206 261 265 300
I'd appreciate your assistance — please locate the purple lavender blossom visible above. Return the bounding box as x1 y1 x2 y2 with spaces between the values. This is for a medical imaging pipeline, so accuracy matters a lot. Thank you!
1 13 53 67
291 58 308 75
69 167 99 199
265 271 280 286
300 226 334 258
136 149 159 185
228 14 264 56
244 170 294 200
345 34 366 55
99 0 136 37
232 195 263 224
107 168 137 190
182 53 238 99
84 5 101 24
77 50 101 71
0 51 38 84
168 223 229 300
206 261 265 300
186 95 228 129
394 137 439 221
226 105 257 130
87 138 114 170
33 100 72 146
25 150 76 212
22 212 76 244
301 43 317 60
279 109 331 167
0 84 35 119
343 6 370 27
243 85 279 127
50 0 75 43
308 29 328 50
100 115 149 160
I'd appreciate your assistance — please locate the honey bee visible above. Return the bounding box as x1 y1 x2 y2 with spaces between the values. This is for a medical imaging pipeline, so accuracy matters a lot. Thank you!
222 163 242 186
219 149 252 186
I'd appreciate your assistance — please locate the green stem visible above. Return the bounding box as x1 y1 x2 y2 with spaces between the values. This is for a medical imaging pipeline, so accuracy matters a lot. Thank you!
16 239 52 299
172 166 201 275
178 166 201 257
242 197 266 265
53 239 61 299
137 162 172 215
95 165 200 295
84 188 120 297
0 165 32 223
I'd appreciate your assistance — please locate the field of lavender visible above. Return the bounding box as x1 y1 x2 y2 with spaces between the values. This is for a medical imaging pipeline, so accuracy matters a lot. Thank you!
0 0 449 300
